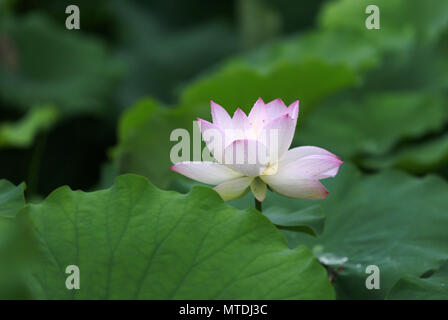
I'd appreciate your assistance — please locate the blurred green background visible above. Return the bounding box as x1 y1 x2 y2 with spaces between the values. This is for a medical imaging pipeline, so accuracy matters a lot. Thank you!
0 0 331 197
1 0 448 299
1 0 447 197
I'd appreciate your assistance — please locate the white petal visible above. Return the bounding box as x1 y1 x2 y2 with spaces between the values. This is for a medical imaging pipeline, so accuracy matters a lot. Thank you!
319 167 340 179
261 153 342 199
279 146 340 170
214 177 253 201
266 98 288 120
280 154 343 180
250 178 267 202
211 100 232 130
231 108 256 141
261 174 328 199
288 100 299 120
258 113 297 163
223 139 269 176
197 118 226 163
170 161 242 185
248 98 269 134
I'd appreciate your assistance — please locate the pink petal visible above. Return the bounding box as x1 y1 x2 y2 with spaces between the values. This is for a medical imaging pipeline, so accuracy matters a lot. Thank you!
248 98 269 134
231 108 255 140
279 146 340 170
170 161 242 185
266 98 288 120
288 100 299 120
279 154 343 180
214 177 253 201
319 167 340 179
261 173 329 199
288 155 344 179
197 118 226 163
211 100 232 129
258 113 297 163
223 139 269 176
260 152 342 199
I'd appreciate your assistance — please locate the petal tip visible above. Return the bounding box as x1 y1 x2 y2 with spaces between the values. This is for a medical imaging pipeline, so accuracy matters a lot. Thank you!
210 100 222 111
317 185 330 199
290 99 300 106
233 108 247 118
334 157 344 165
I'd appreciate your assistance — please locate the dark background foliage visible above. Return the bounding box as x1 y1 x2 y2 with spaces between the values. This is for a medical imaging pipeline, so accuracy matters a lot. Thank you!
0 0 327 196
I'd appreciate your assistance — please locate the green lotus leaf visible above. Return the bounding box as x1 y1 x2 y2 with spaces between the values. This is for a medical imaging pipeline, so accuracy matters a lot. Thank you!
296 92 448 159
0 105 58 148
0 14 122 116
24 174 334 299
387 262 448 300
230 163 448 299
0 179 26 218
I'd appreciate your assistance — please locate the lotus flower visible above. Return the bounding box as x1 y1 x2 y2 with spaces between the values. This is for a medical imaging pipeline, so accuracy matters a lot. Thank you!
170 98 343 202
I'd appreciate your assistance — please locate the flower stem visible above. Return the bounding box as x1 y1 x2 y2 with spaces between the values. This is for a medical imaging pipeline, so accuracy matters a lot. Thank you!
255 198 262 212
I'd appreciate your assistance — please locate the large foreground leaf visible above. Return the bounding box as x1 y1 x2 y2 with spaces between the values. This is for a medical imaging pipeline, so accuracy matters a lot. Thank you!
231 163 448 299
0 179 34 299
24 174 333 299
0 217 35 299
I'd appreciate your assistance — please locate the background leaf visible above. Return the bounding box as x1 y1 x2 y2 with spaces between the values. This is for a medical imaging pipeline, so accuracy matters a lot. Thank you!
362 133 448 174
320 0 448 47
0 105 58 148
231 163 448 299
180 58 358 118
0 179 25 217
387 262 448 300
0 13 122 117
296 92 448 158
263 204 326 237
